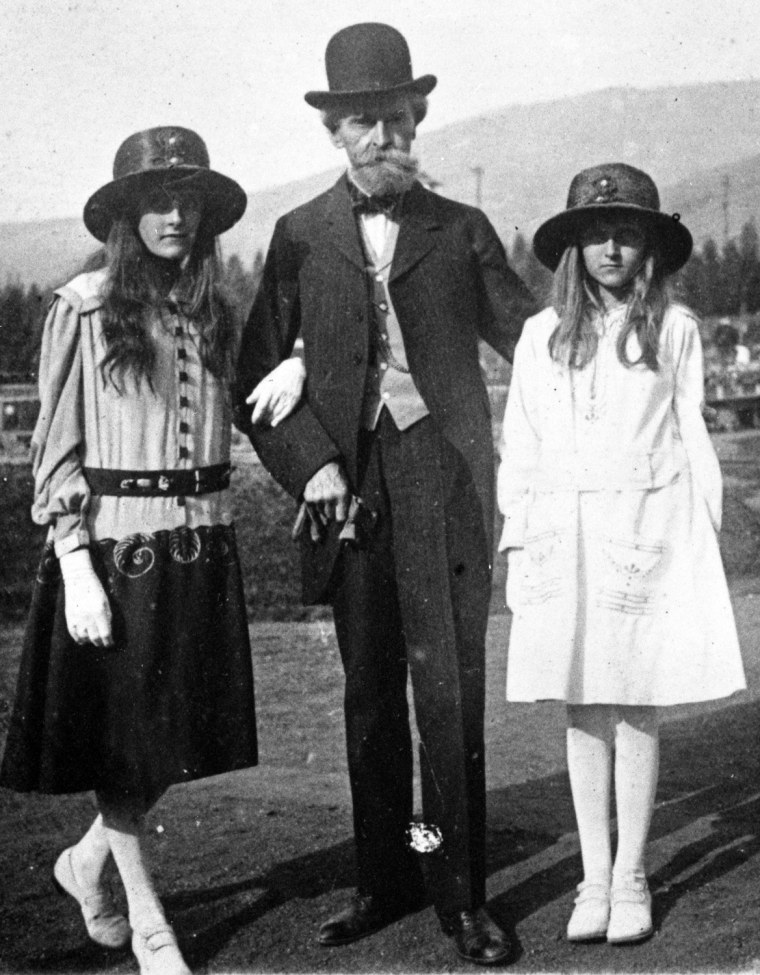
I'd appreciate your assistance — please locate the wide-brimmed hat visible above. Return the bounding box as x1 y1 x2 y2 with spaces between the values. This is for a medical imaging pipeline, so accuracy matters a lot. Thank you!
304 22 437 110
533 163 692 273
84 126 247 243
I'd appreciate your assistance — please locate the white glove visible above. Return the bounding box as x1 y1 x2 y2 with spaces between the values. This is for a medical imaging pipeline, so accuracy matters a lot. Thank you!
246 357 306 427
59 549 114 648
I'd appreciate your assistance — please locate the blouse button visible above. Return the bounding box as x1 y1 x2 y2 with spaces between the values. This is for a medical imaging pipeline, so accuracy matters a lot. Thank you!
179 421 190 434
179 396 189 408
178 371 189 382
177 348 187 360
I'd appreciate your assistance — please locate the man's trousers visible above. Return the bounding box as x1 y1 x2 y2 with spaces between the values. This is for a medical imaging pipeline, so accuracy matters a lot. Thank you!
329 410 492 917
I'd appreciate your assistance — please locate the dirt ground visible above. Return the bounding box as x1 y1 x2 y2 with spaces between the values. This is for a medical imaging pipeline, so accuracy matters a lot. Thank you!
4 433 760 975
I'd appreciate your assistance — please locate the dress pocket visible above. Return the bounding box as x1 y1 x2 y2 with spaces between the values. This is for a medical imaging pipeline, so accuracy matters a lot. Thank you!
518 528 568 607
597 534 665 615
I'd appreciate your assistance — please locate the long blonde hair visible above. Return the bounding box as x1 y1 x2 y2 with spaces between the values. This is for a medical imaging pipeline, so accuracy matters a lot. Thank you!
548 242 671 371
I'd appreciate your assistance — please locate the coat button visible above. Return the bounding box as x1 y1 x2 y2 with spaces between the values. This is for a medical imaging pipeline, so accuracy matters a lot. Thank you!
353 351 364 365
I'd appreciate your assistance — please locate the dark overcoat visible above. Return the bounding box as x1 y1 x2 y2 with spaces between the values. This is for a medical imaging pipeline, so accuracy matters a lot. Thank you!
234 175 536 602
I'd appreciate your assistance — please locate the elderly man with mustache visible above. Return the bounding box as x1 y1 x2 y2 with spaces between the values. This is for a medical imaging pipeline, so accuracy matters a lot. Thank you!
234 22 536 966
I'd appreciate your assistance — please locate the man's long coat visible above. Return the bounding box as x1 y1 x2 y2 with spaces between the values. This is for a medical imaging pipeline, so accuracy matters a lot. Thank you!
234 175 536 601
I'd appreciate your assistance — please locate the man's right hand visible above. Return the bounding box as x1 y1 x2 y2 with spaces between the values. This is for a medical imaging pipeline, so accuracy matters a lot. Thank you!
303 462 351 524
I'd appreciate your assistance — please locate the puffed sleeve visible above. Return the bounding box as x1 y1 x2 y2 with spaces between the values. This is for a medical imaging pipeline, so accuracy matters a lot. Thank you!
670 307 723 532
30 289 92 556
497 324 542 550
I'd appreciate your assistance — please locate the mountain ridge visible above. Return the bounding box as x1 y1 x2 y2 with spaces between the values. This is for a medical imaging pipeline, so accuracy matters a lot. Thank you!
2 78 759 287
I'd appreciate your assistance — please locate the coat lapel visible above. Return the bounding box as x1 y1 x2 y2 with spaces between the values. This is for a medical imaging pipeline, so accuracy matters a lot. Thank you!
390 183 442 282
323 175 366 271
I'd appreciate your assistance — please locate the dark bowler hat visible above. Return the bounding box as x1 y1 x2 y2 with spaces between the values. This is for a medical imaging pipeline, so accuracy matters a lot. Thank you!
533 162 692 273
304 22 437 109
84 126 247 243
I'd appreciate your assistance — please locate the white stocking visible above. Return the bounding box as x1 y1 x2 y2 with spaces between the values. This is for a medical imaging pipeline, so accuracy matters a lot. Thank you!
69 813 112 889
612 705 659 883
98 792 167 934
566 704 614 884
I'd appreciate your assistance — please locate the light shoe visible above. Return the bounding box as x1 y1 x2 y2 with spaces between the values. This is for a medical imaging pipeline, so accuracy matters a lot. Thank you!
566 880 610 942
607 875 653 944
53 846 131 949
132 926 192 975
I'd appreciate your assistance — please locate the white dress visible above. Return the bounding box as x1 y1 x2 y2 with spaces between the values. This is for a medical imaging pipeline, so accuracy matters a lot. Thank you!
497 304 745 706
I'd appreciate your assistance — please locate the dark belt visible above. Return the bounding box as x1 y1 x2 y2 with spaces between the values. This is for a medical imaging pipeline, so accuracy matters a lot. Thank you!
83 462 231 497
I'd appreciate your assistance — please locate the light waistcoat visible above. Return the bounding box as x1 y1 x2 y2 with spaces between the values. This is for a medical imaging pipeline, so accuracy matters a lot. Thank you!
357 212 430 431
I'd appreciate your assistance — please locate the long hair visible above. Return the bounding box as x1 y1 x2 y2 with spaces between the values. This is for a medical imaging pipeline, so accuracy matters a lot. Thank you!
548 241 671 372
98 216 236 393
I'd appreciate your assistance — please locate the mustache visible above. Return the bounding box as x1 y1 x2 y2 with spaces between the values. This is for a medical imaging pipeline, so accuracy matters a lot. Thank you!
354 147 418 174
351 148 419 195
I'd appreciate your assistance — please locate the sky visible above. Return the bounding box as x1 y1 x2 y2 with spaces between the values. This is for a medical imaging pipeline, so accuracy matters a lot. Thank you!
1 0 758 225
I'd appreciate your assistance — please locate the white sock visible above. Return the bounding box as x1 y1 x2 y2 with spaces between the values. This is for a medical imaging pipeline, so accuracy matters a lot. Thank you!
566 704 614 885
612 705 659 884
98 797 167 933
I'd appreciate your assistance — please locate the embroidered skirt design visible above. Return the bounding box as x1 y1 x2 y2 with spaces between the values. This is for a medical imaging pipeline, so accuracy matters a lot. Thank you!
0 524 257 797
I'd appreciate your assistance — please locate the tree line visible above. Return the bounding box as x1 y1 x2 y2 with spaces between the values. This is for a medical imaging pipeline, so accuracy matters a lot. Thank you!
2 219 760 378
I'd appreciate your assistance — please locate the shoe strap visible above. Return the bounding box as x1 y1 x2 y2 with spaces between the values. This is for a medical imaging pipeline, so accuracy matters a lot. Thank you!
575 881 610 903
611 882 649 904
139 927 178 952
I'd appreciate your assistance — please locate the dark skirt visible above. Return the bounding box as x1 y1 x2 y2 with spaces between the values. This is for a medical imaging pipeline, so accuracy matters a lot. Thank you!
0 524 257 798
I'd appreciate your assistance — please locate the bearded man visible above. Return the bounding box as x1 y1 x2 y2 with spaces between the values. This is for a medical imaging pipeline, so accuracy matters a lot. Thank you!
234 23 536 966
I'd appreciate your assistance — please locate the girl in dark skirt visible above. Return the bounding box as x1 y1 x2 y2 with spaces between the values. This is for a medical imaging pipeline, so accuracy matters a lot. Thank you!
0 127 304 975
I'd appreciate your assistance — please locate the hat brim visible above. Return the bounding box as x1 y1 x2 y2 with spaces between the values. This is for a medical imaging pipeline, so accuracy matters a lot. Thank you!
304 73 437 109
83 167 247 243
533 203 693 274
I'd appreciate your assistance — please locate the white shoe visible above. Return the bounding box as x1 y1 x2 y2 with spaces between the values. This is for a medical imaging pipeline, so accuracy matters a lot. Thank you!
607 875 653 944
132 926 192 975
566 880 610 942
53 846 131 949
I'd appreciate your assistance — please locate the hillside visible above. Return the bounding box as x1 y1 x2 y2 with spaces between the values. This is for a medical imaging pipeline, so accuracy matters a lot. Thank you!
2 78 759 287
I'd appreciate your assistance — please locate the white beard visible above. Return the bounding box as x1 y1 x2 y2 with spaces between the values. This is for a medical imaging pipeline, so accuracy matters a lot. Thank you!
350 149 419 196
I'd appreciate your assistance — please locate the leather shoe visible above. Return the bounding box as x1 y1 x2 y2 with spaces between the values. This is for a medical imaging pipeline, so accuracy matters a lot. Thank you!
318 891 425 946
440 907 514 966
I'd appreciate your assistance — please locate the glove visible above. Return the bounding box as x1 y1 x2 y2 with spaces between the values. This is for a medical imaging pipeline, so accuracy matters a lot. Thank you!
59 548 114 648
247 357 306 427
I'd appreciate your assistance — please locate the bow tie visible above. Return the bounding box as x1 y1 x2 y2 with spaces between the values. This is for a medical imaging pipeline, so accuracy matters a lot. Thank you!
350 189 400 216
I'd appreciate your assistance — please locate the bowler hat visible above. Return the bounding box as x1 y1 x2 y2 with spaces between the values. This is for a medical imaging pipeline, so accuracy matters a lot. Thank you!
533 163 692 273
84 126 247 243
304 23 437 109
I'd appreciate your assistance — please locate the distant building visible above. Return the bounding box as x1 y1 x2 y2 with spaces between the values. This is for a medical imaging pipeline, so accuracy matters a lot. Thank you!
0 382 38 458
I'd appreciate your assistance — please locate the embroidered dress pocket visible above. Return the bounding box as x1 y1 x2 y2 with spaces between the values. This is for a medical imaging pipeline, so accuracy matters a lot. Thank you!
597 534 665 616
518 528 568 606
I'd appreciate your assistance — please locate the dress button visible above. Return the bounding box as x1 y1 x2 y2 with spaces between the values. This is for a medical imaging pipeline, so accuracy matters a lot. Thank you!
378 302 388 312
175 326 183 337
179 421 190 433
380 363 388 371
179 396 189 408
382 392 390 400
178 371 189 382
177 348 187 360
353 351 364 365
375 273 383 282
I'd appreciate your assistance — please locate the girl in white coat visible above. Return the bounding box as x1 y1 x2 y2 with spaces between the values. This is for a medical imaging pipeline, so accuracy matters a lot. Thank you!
498 163 745 945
